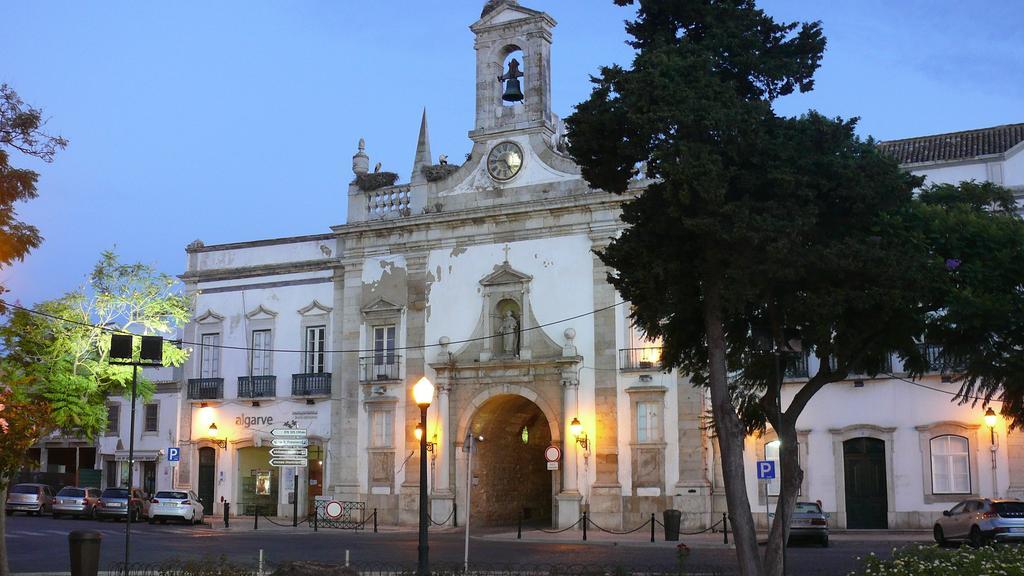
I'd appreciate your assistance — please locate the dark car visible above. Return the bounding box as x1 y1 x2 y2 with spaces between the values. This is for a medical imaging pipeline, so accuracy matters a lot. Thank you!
53 486 102 519
5 483 54 516
934 498 1024 547
788 501 830 547
95 487 148 522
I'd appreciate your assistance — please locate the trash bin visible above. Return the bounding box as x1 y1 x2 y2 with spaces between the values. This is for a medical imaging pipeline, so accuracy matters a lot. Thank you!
68 530 102 576
663 509 682 541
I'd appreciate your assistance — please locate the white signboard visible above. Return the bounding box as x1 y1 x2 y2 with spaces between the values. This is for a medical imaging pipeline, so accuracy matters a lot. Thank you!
272 438 309 447
270 458 308 467
271 428 308 437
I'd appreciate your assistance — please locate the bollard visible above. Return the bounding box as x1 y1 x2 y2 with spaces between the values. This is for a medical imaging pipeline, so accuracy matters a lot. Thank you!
517 512 522 540
373 508 378 533
723 513 729 545
224 502 230 528
650 513 655 543
68 531 102 576
314 504 318 532
453 501 458 528
254 505 259 530
582 511 587 541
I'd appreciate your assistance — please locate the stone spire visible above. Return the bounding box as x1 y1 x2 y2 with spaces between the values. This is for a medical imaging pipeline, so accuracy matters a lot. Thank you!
411 108 433 185
352 138 369 176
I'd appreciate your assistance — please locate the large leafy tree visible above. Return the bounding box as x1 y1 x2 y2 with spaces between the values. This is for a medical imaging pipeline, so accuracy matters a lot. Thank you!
566 2 1024 575
0 84 66 276
0 251 192 576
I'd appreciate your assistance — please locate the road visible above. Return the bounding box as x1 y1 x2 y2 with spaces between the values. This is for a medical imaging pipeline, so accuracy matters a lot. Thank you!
4 514 929 575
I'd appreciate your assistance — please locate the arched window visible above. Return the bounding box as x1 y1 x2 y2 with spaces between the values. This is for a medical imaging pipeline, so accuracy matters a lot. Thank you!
930 435 970 494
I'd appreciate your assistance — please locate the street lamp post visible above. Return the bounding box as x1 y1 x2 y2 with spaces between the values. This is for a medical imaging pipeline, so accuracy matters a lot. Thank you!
413 377 435 576
985 407 999 497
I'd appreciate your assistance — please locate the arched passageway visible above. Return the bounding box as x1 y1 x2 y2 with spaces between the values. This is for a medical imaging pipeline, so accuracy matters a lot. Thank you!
469 394 553 526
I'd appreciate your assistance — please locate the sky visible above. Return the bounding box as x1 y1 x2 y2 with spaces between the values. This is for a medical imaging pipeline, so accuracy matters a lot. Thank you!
3 0 1023 308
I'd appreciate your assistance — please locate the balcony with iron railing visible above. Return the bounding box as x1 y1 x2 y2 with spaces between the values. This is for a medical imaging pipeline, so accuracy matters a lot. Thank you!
292 372 332 396
914 343 963 374
828 355 895 378
619 348 663 371
238 375 277 399
782 352 809 379
188 378 224 400
359 355 402 382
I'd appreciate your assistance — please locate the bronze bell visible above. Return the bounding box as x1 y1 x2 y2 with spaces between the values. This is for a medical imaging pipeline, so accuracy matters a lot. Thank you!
498 58 525 102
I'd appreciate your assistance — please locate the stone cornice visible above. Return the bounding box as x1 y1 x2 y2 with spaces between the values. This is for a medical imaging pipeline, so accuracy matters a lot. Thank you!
182 259 339 284
186 232 335 254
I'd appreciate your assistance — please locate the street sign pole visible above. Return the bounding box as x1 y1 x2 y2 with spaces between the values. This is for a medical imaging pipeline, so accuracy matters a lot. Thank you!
293 470 299 527
270 428 308 527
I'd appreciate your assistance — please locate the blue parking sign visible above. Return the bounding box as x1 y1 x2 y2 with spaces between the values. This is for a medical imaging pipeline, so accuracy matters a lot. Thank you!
167 447 180 462
756 460 775 480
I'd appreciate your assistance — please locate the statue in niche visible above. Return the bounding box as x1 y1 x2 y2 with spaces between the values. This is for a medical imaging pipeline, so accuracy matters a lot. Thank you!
499 310 520 356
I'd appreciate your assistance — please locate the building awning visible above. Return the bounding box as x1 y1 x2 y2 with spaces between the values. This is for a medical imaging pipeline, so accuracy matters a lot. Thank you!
113 450 159 462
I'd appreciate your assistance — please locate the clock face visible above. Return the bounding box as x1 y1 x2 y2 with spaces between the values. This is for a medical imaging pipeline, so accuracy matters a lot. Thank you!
487 141 524 181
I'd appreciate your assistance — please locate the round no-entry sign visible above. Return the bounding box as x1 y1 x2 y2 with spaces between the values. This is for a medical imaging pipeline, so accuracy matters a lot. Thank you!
325 500 344 519
544 445 561 463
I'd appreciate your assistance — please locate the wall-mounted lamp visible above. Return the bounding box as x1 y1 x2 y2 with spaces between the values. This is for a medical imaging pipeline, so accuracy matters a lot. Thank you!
415 422 435 452
984 407 999 446
570 417 589 453
208 422 227 449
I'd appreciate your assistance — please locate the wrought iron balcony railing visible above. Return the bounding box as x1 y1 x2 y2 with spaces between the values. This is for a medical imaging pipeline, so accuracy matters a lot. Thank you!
915 343 963 374
292 372 331 396
359 355 402 382
188 378 224 400
238 375 277 398
619 348 663 371
828 355 894 378
782 352 809 379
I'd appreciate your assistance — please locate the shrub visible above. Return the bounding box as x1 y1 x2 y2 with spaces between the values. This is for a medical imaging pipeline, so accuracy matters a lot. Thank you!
850 544 1024 576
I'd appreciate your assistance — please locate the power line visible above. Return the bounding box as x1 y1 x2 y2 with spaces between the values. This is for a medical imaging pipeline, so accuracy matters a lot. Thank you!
0 298 627 355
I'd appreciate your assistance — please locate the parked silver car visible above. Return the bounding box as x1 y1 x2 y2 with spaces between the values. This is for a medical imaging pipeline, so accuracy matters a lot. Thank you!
95 487 148 522
788 501 830 547
934 498 1024 546
5 483 54 516
53 486 102 519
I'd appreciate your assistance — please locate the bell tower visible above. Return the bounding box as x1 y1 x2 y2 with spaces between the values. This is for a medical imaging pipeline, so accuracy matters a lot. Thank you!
470 1 557 142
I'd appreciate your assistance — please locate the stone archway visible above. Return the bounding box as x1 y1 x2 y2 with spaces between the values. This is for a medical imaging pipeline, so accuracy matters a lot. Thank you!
468 394 553 526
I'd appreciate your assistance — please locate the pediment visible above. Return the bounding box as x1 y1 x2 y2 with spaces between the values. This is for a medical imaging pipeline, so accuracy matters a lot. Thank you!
473 1 552 30
362 297 403 315
245 305 278 320
298 300 333 316
480 263 533 287
194 309 224 324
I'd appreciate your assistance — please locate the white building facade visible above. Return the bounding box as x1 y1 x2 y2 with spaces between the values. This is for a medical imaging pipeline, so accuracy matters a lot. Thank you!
174 1 1024 530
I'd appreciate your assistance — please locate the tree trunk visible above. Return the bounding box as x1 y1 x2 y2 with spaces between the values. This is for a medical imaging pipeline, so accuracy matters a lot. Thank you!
763 422 802 576
703 278 763 576
0 482 10 576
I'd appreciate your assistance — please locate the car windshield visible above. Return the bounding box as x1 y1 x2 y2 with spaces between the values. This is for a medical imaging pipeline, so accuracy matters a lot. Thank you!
57 488 85 497
794 503 822 514
155 491 189 500
994 502 1024 515
101 489 130 499
11 485 39 494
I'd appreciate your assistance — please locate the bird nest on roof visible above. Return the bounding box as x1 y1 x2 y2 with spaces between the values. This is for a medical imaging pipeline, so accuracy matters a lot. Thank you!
421 164 460 182
356 172 399 191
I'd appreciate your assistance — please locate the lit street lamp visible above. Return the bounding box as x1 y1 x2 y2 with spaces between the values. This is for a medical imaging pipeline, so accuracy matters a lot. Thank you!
413 376 435 576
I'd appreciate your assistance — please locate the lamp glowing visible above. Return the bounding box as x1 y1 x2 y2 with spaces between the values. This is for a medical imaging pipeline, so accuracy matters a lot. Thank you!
208 422 227 449
985 407 998 429
413 376 434 407
208 423 219 437
415 422 424 441
570 417 583 437
570 417 589 452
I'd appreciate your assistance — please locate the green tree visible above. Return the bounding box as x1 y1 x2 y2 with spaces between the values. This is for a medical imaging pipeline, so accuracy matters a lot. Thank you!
566 2 1024 575
0 84 66 276
0 251 191 576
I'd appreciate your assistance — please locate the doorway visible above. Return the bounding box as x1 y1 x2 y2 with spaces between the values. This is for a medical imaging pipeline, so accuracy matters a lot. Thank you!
843 437 887 529
469 394 553 527
197 447 215 516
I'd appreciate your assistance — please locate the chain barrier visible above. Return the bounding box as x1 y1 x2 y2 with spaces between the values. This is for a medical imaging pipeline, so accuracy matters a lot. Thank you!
259 514 309 528
428 507 456 526
586 515 653 535
535 515 585 533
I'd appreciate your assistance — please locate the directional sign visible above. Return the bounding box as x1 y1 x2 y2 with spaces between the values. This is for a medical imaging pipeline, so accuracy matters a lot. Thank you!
166 447 180 466
756 460 776 480
272 438 309 447
270 458 308 467
270 448 308 458
271 428 308 437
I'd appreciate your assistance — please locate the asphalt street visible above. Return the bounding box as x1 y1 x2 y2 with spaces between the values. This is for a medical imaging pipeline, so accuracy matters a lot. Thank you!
5 514 930 575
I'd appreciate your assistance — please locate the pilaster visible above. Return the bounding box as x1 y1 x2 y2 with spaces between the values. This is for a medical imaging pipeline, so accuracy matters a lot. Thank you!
330 261 360 499
399 253 430 525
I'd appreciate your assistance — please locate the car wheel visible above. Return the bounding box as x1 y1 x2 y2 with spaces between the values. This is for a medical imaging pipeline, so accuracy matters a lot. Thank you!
969 525 987 548
934 525 947 546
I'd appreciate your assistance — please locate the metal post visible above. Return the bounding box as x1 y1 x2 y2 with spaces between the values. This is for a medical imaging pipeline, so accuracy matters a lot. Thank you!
582 511 587 541
517 512 522 540
124 364 138 568
453 501 457 528
464 435 473 573
314 502 318 532
374 508 378 533
723 512 728 545
417 404 429 576
293 471 298 528
254 505 259 530
650 513 655 543
224 502 230 528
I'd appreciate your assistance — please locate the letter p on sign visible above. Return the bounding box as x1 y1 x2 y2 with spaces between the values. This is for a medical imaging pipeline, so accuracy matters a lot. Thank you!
756 460 775 480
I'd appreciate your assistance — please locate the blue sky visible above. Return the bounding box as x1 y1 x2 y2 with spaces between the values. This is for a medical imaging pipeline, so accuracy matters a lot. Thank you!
4 0 1023 307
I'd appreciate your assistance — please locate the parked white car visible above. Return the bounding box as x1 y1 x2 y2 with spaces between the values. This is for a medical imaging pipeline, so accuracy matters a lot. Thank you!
147 490 205 525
